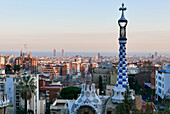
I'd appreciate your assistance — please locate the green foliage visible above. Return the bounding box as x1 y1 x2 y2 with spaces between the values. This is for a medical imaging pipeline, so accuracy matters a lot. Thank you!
150 89 156 96
16 106 25 114
17 75 37 114
123 87 134 108
165 101 170 113
145 103 152 114
28 109 34 114
116 87 134 114
5 65 12 74
99 76 103 95
128 76 142 95
13 65 20 73
60 86 81 99
140 109 144 113
116 103 129 114
134 108 144 114
18 75 37 100
116 103 132 114
128 76 135 89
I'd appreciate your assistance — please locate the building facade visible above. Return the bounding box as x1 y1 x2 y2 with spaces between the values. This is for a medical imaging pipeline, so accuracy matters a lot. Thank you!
156 66 170 100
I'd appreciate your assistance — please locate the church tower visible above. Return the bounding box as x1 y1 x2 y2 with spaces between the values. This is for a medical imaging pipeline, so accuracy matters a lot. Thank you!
29 50 32 58
112 3 134 103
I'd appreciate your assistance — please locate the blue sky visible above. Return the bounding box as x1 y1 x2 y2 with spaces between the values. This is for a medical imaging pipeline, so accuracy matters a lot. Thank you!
0 0 170 54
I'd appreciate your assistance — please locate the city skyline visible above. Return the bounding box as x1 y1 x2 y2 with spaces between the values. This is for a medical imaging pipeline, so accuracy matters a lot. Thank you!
0 0 170 53
0 2 169 113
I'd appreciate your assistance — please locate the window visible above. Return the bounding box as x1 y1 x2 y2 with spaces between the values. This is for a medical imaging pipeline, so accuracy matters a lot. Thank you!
0 85 4 89
117 92 119 96
162 78 164 81
159 76 161 80
158 88 161 94
162 84 164 88
158 82 161 87
121 92 124 95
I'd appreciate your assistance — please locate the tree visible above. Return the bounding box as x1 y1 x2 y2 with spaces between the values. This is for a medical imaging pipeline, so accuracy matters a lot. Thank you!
5 65 12 74
165 101 170 113
162 96 170 113
17 106 25 114
13 65 20 73
145 103 152 114
116 87 134 114
60 86 81 99
99 76 103 95
123 87 134 108
116 103 127 114
128 76 135 89
18 75 37 114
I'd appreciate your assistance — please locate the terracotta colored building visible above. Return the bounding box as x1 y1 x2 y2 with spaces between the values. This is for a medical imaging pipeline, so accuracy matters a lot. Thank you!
39 79 63 104
43 65 58 79
150 67 160 89
135 95 157 112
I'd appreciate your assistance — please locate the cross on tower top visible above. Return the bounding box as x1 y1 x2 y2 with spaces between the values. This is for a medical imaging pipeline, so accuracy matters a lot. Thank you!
118 3 127 22
119 3 127 11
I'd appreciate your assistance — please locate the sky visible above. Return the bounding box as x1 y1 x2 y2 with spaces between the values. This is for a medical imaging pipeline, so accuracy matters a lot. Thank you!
0 0 170 55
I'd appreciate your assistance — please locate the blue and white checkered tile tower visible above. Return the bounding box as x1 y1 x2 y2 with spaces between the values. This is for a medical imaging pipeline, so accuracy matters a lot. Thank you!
112 3 134 103
116 43 129 88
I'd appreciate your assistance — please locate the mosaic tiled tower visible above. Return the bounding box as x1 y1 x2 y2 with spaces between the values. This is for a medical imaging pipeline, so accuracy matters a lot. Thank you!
112 3 134 103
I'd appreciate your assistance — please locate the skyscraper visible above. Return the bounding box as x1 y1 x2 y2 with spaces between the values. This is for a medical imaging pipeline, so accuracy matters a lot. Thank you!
98 53 100 62
98 53 100 59
112 3 134 103
20 50 22 57
54 49 56 57
155 52 158 57
62 49 64 57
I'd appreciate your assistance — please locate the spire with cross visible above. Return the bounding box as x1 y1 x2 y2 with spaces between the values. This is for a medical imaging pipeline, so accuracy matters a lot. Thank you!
119 3 127 22
112 3 134 103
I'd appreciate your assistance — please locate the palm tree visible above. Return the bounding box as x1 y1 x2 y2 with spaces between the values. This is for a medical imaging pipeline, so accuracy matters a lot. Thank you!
18 75 37 114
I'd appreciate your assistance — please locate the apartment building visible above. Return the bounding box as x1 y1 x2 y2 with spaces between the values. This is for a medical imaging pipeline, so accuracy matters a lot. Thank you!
156 66 170 100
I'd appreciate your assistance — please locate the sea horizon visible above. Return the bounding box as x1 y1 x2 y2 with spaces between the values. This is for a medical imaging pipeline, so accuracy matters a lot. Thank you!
0 51 170 57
